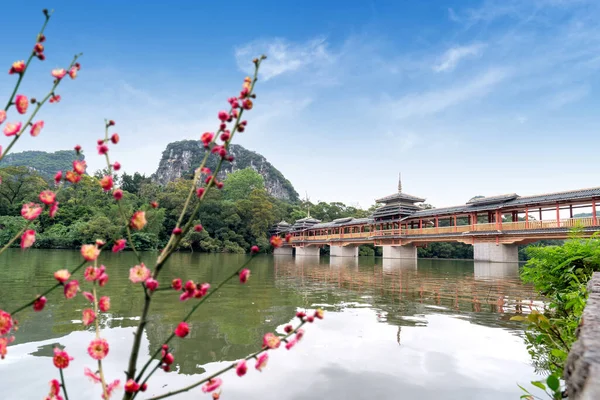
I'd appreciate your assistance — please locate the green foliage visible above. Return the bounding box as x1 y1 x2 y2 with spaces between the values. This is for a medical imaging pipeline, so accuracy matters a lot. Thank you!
514 232 600 397
418 242 473 259
0 166 48 215
358 244 375 256
0 215 28 247
222 168 264 201
0 150 84 180
121 172 152 195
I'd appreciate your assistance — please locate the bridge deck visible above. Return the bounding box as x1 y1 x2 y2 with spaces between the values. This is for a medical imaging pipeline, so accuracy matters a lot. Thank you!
291 217 599 246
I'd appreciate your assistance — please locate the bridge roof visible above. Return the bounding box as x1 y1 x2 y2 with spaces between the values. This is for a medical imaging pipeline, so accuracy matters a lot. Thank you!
375 192 426 204
466 193 519 205
402 186 600 220
311 217 373 229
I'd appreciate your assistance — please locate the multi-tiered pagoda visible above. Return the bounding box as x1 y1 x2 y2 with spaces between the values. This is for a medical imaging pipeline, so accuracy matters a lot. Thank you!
371 174 425 225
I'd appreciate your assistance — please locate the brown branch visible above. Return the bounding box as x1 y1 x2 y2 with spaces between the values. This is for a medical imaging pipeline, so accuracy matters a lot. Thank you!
123 57 266 397
147 321 306 399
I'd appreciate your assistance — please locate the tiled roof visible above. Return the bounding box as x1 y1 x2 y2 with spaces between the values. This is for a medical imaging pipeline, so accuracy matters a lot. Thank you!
403 187 600 220
311 217 373 229
510 187 600 206
375 192 426 204
466 193 518 205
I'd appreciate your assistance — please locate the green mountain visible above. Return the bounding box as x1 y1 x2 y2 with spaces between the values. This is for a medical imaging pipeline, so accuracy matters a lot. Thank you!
0 150 84 179
153 140 299 202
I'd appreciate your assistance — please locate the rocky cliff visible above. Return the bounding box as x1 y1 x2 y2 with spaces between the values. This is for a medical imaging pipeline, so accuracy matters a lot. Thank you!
153 140 299 202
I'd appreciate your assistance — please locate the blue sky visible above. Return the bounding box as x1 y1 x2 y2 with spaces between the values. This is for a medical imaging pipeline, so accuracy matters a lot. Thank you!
1 0 600 208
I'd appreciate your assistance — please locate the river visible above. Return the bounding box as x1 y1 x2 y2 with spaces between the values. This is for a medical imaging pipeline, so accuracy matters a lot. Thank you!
0 249 543 399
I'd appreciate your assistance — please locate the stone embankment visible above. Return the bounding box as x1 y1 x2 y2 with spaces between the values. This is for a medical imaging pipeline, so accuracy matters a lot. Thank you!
565 272 600 399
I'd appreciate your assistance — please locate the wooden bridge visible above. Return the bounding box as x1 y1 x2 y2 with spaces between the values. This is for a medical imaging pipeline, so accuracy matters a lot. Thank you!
273 182 600 262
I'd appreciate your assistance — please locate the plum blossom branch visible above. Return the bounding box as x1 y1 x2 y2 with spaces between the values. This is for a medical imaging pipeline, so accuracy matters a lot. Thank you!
4 9 52 112
0 180 65 257
133 254 258 385
59 368 70 400
0 220 32 257
147 320 310 399
99 119 142 263
1 53 82 162
155 57 264 272
92 284 109 398
123 58 266 395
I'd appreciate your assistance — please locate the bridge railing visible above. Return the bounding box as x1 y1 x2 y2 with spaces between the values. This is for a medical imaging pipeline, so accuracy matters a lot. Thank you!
289 216 598 242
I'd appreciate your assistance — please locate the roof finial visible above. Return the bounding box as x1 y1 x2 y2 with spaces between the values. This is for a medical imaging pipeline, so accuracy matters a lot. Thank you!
398 172 402 193
305 191 311 218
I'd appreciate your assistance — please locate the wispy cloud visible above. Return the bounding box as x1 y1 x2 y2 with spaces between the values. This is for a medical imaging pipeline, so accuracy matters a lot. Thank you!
235 37 333 80
433 43 486 72
389 68 510 119
547 85 590 109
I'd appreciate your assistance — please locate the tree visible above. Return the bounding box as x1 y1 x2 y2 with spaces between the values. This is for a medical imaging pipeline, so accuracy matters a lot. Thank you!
121 172 152 195
247 188 274 238
222 168 264 201
0 166 47 214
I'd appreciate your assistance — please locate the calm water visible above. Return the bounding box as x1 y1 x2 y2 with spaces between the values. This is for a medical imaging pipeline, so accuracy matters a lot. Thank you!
0 249 543 399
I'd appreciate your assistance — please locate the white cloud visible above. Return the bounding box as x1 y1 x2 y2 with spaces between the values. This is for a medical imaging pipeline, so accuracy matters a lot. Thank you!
235 37 333 80
433 43 485 72
384 131 419 152
547 85 590 108
390 68 510 119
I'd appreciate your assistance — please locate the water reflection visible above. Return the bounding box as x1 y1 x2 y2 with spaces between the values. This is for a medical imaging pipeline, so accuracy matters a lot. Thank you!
329 256 359 270
0 250 543 399
382 257 417 272
474 261 520 279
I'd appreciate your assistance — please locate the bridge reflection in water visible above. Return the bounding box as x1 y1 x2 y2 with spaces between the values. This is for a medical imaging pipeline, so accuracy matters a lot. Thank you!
275 256 543 345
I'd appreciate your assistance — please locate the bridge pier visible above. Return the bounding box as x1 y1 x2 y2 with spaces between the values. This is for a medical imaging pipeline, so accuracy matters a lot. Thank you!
273 246 293 256
473 243 519 263
329 245 359 257
295 246 320 257
381 244 417 259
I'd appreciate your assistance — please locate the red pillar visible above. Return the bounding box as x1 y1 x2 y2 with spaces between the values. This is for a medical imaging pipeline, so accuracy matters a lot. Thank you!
471 213 476 230
495 210 499 230
525 206 529 228
556 204 560 228
453 215 457 232
419 219 422 234
435 216 439 233
593 199 598 225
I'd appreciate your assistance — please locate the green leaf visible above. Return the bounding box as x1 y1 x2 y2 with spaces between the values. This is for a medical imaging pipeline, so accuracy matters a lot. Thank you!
551 349 568 359
531 381 546 391
517 384 532 394
510 316 527 322
546 375 560 391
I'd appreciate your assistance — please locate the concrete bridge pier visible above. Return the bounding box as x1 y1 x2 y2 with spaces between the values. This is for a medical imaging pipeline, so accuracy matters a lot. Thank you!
295 246 320 257
381 244 417 259
330 245 359 257
473 243 519 263
273 246 293 256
